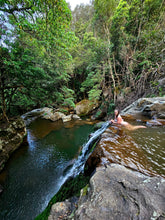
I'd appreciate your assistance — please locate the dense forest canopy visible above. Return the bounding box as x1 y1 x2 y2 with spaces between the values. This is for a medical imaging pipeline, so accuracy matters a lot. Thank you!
0 0 165 120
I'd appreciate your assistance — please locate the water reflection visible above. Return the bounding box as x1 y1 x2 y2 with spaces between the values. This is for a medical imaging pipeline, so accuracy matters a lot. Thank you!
0 119 93 220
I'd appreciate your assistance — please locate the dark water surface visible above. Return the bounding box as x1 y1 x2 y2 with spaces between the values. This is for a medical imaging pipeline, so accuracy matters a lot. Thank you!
0 119 93 220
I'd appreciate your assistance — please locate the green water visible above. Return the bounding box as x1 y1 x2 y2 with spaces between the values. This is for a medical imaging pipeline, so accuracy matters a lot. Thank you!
0 119 93 220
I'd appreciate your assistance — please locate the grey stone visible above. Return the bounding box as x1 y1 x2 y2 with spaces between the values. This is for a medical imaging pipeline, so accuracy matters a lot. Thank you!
74 164 165 220
72 114 81 120
121 97 165 119
48 197 78 220
62 115 72 123
48 200 72 220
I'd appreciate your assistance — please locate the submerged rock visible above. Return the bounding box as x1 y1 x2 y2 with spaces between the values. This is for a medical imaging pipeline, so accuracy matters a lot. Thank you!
146 119 163 126
75 99 99 116
121 97 165 119
74 164 165 220
0 117 27 172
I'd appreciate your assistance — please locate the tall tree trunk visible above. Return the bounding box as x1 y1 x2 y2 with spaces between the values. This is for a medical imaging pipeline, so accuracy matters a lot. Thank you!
104 25 116 104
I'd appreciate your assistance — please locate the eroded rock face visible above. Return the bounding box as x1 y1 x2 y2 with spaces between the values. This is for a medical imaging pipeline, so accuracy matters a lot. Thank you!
0 117 26 172
75 99 99 116
121 97 165 119
75 164 165 220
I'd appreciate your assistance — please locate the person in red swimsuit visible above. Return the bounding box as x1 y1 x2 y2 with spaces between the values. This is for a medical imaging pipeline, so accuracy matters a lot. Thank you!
111 109 146 130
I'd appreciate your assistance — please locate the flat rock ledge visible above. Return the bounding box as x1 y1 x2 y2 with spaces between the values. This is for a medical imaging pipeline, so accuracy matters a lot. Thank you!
121 97 165 119
22 108 81 124
48 164 165 220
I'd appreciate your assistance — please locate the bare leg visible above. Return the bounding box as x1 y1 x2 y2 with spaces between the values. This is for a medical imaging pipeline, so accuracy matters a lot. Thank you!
123 123 146 131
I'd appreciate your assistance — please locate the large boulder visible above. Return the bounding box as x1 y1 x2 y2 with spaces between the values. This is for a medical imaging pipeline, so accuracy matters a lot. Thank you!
48 197 78 220
75 99 99 116
23 107 81 124
42 108 66 121
74 164 165 220
121 97 165 119
0 117 27 172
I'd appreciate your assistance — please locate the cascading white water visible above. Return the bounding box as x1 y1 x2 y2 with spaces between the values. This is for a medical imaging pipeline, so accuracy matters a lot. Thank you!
64 121 111 179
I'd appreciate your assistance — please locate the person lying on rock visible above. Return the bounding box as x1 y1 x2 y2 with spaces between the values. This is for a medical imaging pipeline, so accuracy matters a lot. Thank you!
110 109 146 130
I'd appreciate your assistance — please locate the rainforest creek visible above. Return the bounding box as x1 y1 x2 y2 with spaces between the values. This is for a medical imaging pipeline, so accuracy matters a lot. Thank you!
0 97 165 219
0 0 165 219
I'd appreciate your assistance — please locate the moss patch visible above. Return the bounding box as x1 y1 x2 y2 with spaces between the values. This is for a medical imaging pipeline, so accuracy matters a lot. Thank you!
35 174 90 220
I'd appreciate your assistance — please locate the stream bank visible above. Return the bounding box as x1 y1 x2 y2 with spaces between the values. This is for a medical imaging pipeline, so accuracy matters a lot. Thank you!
0 117 26 173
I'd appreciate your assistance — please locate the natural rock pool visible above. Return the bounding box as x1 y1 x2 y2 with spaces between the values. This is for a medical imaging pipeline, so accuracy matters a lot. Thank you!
0 118 164 220
98 123 165 178
0 118 94 220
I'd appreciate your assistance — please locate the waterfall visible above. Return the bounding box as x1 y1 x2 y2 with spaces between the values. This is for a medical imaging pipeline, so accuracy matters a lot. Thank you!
65 121 111 179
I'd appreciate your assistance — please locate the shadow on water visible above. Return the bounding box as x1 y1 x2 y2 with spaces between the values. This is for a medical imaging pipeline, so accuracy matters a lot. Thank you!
0 118 94 220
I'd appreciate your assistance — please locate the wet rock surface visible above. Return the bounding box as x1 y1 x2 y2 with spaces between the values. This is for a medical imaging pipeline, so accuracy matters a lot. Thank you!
0 117 26 172
121 97 165 119
48 164 165 220
74 164 165 220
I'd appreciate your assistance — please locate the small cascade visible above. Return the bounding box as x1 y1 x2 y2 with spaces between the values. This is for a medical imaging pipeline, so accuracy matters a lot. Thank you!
64 121 111 179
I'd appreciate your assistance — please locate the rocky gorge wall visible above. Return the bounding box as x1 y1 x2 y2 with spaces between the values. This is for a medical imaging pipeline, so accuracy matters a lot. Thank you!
0 117 27 173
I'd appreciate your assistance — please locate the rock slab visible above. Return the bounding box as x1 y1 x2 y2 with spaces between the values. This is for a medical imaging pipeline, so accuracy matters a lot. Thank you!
121 97 165 119
0 117 27 172
74 164 165 220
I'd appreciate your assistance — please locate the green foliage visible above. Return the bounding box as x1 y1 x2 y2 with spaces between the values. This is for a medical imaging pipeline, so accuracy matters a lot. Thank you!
1 0 164 118
0 0 77 118
107 102 115 115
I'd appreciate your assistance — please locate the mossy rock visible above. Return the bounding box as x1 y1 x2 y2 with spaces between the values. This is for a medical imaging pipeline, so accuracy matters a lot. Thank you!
75 99 99 116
